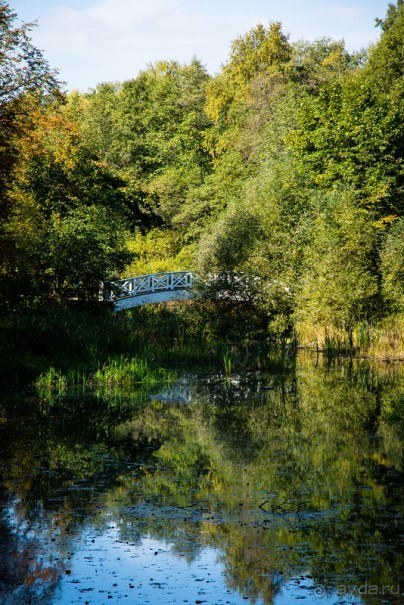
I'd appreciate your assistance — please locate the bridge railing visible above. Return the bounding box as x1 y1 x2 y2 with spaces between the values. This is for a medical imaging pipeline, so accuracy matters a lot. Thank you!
104 271 194 301
102 270 276 307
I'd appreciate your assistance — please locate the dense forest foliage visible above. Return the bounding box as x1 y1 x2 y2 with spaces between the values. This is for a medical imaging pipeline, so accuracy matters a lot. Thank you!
0 1 403 356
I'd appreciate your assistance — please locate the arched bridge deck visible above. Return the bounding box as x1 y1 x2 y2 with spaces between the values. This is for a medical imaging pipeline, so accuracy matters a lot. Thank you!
104 271 195 311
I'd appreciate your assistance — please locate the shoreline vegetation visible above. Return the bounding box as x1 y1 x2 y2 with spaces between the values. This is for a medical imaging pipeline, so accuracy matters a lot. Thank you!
0 303 402 389
0 2 403 381
297 315 404 361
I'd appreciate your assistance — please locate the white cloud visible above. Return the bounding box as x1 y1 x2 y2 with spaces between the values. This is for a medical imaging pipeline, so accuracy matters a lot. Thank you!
27 0 381 91
87 0 170 28
331 3 361 19
33 0 249 88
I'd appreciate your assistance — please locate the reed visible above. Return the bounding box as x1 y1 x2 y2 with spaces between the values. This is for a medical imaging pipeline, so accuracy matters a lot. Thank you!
36 356 176 391
35 367 67 391
223 350 232 376
365 315 404 360
296 316 404 360
91 356 176 387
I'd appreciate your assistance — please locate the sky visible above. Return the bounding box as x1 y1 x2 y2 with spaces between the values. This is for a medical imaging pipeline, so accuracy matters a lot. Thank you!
11 0 390 91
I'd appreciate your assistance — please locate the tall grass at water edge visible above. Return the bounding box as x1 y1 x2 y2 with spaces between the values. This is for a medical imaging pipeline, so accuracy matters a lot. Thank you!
91 356 175 387
296 315 404 360
35 355 176 391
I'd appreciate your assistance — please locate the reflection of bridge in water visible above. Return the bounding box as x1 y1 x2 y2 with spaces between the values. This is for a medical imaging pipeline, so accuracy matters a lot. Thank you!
148 375 280 405
149 384 193 403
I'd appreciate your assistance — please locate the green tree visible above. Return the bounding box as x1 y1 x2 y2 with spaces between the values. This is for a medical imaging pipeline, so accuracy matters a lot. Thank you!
46 205 132 301
205 22 292 131
295 188 380 345
69 59 212 228
380 218 404 314
291 37 362 92
198 204 260 273
3 104 132 303
0 1 60 288
0 2 59 105
289 2 403 216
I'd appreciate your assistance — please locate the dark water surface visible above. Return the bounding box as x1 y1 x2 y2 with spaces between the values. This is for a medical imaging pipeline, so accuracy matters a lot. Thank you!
0 355 402 604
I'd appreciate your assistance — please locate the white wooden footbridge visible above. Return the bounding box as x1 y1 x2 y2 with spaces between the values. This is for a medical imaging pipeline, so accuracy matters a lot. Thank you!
104 271 195 311
102 271 258 311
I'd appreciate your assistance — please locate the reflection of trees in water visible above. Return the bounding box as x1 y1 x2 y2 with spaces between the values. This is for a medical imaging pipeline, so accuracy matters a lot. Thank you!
112 358 403 603
0 486 68 605
0 392 157 604
0 356 402 604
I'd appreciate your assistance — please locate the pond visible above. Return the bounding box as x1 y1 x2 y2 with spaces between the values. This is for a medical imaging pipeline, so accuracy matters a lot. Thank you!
0 355 402 604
